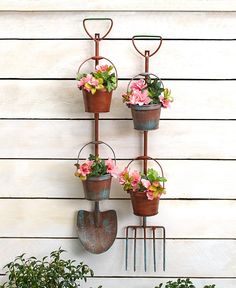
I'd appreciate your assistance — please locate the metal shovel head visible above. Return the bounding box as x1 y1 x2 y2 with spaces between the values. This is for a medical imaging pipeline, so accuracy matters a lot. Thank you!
77 209 117 254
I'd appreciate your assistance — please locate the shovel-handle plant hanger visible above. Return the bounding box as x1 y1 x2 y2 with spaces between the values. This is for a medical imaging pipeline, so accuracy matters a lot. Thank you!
76 18 117 254
125 35 166 272
76 141 117 254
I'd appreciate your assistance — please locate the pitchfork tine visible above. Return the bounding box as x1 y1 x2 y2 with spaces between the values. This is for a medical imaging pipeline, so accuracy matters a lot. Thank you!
152 227 157 272
161 226 166 271
143 217 147 272
125 227 129 270
133 227 137 271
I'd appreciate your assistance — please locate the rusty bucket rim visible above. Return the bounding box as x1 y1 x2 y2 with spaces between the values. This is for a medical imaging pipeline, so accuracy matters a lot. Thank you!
83 173 112 181
76 141 117 165
128 189 161 199
128 103 162 111
77 56 118 90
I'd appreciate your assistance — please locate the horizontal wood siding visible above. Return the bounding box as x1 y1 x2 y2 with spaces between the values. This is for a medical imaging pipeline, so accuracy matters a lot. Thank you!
1 0 236 11
0 5 235 288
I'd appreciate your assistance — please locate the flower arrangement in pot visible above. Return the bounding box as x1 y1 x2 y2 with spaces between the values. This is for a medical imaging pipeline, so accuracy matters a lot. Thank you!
119 157 167 216
77 57 118 113
74 141 118 201
122 73 173 130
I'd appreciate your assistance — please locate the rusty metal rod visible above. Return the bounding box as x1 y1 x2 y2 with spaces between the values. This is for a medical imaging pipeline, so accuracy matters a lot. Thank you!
133 227 137 272
94 33 100 157
143 131 148 173
152 227 157 272
145 50 150 73
162 226 166 271
125 227 129 270
95 113 99 156
143 50 150 272
143 217 147 271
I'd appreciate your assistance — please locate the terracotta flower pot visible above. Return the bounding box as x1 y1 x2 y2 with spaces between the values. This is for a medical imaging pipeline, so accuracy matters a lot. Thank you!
82 174 112 201
83 89 112 113
129 190 159 216
130 103 161 131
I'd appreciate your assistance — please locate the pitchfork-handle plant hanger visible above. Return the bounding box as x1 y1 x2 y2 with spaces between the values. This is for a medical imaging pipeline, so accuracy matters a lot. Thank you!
123 35 171 272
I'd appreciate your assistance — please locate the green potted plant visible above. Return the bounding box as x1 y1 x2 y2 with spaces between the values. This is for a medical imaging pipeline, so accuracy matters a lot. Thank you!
0 248 94 288
77 62 118 113
75 153 118 201
122 73 173 130
119 158 167 216
155 278 216 288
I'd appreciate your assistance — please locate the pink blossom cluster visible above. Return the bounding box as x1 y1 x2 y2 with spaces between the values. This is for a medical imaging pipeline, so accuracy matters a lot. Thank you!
105 158 119 178
76 160 94 178
119 168 141 189
95 64 110 73
77 74 99 92
159 88 173 108
75 158 119 180
119 168 160 200
159 95 170 108
123 79 152 106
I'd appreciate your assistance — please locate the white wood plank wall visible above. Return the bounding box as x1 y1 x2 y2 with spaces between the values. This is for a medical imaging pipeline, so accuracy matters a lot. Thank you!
0 1 236 287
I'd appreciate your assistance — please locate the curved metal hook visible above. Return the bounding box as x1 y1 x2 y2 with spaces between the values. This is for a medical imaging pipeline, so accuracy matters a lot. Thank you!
132 35 163 57
77 56 118 90
76 141 116 165
126 156 165 188
83 18 113 40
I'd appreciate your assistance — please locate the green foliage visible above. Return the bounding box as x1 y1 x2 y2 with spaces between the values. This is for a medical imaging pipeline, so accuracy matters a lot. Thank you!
146 76 164 104
76 65 117 93
92 70 116 92
88 154 107 177
0 248 94 288
155 279 216 288
146 168 167 183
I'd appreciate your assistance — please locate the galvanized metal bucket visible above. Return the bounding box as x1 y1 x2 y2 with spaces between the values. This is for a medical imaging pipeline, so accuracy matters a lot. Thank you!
82 174 112 201
75 141 116 201
130 103 161 130
127 73 164 131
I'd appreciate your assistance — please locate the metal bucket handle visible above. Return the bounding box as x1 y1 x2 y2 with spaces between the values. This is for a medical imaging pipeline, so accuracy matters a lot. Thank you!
83 18 113 40
76 141 116 165
126 156 165 188
132 35 163 57
77 56 118 90
127 72 164 93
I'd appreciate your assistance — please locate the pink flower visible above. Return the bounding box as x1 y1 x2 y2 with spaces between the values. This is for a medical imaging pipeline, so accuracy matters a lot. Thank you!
78 74 99 92
84 160 93 169
141 179 151 189
105 158 119 178
86 74 99 86
130 79 147 91
119 168 130 184
159 95 171 108
77 77 87 88
146 190 154 200
78 160 93 177
96 64 110 72
128 89 151 106
131 170 141 190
